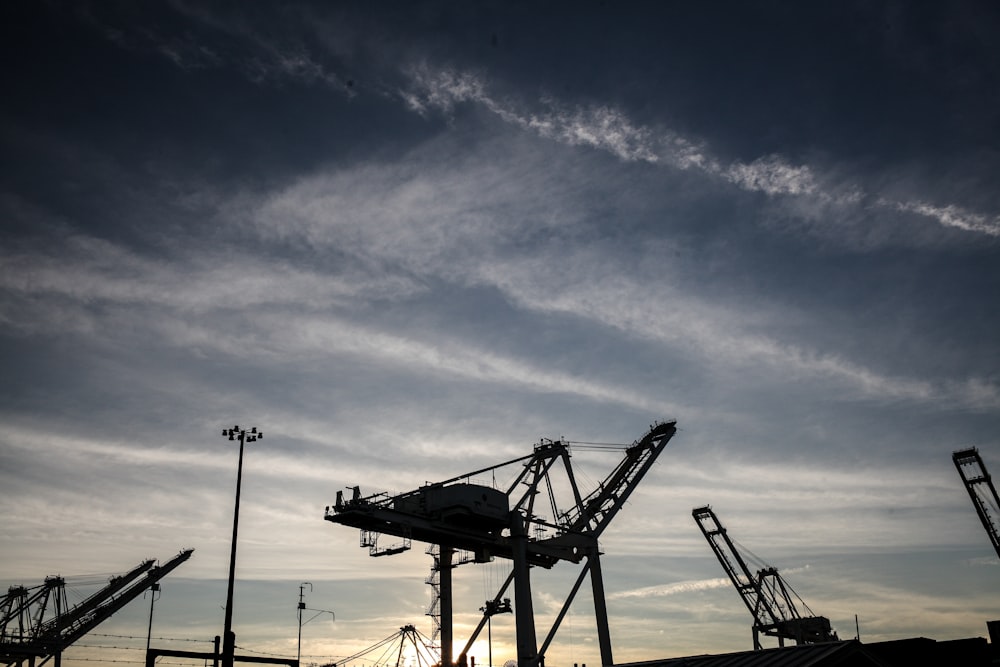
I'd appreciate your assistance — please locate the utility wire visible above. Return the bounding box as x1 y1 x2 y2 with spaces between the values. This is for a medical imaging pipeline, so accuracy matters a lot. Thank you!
91 633 213 643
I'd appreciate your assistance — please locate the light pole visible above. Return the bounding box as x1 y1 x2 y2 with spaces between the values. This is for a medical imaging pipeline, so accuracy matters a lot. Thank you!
297 582 335 666
297 582 311 665
145 582 160 653
222 425 261 667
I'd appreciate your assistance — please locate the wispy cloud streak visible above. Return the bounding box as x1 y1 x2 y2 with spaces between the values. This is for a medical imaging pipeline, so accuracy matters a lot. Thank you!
609 577 731 599
400 64 1000 237
889 200 1000 236
85 9 1000 239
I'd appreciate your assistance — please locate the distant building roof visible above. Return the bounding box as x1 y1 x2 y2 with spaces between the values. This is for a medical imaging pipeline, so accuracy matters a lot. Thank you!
613 635 995 667
614 640 886 667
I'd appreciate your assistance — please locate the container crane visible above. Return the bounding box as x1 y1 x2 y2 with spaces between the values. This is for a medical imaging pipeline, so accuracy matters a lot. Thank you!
692 506 836 650
953 447 1000 559
0 549 193 667
325 420 678 667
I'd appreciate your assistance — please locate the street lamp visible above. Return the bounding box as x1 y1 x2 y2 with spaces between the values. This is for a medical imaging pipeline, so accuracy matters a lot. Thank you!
221 425 261 667
145 582 160 653
297 582 335 665
297 582 311 665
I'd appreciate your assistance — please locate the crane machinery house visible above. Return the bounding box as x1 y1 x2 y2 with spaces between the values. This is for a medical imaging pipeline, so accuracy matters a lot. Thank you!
394 483 509 530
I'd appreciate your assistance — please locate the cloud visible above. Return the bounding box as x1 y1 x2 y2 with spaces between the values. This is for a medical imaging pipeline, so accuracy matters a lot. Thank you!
473 255 999 411
515 102 666 165
400 65 489 116
723 155 820 197
400 63 701 168
85 5 1000 242
887 200 1000 236
4 135 997 456
0 232 685 417
201 132 998 413
609 576 731 599
0 232 423 322
398 64 1000 240
83 4 1000 242
78 1 356 94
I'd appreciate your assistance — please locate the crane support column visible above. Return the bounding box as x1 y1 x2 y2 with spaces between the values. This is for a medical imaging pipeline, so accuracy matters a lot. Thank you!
440 546 453 667
587 552 613 667
510 512 538 667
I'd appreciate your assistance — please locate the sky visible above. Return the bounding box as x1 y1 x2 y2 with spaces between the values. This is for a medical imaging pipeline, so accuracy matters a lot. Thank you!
1 1 999 666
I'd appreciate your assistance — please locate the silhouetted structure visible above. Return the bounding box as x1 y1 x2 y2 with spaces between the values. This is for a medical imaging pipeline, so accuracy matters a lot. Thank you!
0 549 193 667
326 420 678 667
221 425 261 667
692 506 837 650
320 624 438 667
145 640 299 667
953 447 1000 559
614 633 997 667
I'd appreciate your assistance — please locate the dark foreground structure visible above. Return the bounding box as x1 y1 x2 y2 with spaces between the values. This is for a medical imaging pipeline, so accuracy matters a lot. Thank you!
615 630 999 667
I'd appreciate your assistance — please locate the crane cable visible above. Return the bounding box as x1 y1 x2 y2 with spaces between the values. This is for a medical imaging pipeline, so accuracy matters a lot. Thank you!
732 538 817 618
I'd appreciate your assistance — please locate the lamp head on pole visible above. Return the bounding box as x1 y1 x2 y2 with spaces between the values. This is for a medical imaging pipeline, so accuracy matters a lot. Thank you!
222 426 262 442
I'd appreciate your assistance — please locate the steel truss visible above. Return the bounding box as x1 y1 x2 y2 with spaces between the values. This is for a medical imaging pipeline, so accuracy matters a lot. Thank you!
325 420 677 667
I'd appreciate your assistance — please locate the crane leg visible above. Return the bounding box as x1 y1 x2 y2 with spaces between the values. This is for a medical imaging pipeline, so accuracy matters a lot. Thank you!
441 546 454 667
510 514 538 667
588 552 614 667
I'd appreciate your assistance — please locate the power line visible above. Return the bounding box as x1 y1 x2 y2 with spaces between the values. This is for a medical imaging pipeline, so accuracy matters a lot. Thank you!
90 633 214 644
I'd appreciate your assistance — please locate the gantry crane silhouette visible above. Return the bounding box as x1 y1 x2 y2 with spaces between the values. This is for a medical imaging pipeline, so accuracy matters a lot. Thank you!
953 447 1000 559
325 420 678 667
692 506 837 650
0 549 193 667
321 624 439 667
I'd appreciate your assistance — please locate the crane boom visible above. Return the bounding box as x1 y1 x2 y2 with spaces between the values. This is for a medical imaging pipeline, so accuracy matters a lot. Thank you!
692 506 836 650
953 447 1000 559
0 549 193 667
326 420 677 667
562 421 676 538
327 421 677 566
33 559 156 640
57 548 193 649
